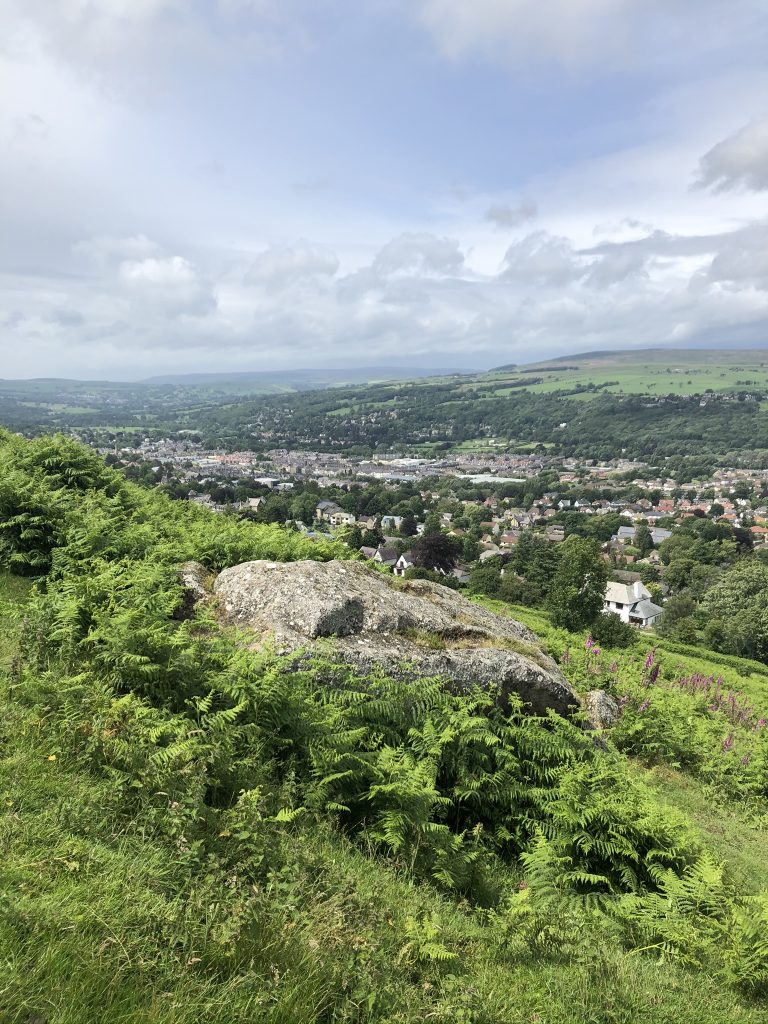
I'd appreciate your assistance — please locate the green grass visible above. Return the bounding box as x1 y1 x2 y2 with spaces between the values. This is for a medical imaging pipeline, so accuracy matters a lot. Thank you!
2 570 768 1022
504 350 768 397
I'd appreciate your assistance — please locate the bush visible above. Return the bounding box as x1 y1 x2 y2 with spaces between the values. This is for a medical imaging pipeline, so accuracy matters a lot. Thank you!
590 612 638 650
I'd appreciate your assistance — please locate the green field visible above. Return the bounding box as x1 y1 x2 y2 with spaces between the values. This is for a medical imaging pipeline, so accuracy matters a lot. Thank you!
489 349 768 397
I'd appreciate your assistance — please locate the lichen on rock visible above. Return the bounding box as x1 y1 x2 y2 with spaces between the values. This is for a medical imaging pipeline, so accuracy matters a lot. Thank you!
211 559 579 718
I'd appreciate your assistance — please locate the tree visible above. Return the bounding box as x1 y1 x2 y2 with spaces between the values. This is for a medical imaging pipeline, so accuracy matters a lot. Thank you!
410 531 461 573
634 522 654 557
467 564 501 596
400 514 418 537
590 612 637 650
700 559 768 662
546 537 608 632
461 536 481 563
361 527 383 548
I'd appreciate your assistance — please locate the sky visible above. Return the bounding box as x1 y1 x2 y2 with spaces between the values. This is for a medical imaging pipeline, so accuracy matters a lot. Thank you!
1 0 768 379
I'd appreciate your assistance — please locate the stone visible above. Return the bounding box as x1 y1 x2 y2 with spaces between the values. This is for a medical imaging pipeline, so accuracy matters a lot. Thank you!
212 559 579 718
582 689 621 729
174 561 211 620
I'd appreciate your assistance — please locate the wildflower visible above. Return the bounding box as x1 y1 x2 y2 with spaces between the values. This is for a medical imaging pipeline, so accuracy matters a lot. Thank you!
561 648 570 666
638 699 651 713
609 661 618 674
644 649 656 671
722 732 734 753
741 754 751 767
585 636 594 651
649 665 660 684
756 717 767 731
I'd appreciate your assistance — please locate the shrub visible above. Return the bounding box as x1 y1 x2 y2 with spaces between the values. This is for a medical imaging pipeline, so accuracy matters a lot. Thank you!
590 612 638 650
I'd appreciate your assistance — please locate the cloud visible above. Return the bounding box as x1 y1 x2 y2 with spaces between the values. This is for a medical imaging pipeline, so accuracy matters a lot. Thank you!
372 232 465 276
10 113 49 143
501 231 584 286
118 255 216 316
245 241 340 288
696 114 768 192
484 201 538 229
414 0 747 70
702 221 768 291
74 234 161 267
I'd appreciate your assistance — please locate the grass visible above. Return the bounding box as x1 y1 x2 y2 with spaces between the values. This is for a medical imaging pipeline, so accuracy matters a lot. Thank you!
2 572 768 1022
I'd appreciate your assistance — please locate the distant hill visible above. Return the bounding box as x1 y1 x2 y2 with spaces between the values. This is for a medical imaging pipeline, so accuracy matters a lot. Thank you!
485 347 768 399
141 366 468 391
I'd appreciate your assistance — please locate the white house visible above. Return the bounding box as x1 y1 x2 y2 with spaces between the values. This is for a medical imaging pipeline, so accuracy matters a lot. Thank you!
603 580 662 627
393 551 415 576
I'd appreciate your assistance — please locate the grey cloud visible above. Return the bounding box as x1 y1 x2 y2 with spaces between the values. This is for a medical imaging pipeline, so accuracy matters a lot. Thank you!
501 231 585 286
585 248 649 287
703 222 768 291
696 114 768 192
484 201 538 229
4 219 768 376
372 232 464 276
245 242 340 288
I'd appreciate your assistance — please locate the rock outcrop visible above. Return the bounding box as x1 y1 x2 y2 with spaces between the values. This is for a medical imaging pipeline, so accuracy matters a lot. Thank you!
212 559 579 718
582 689 622 730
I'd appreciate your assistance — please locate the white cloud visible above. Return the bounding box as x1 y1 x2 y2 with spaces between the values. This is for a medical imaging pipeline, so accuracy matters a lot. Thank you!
372 232 465 276
696 114 768 192
118 255 216 316
74 234 160 266
245 241 340 288
501 231 584 287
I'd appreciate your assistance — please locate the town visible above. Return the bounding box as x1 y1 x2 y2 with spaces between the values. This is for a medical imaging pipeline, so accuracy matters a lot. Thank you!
96 434 768 640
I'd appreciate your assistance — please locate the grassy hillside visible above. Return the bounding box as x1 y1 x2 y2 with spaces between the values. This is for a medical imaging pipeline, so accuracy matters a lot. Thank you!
491 348 768 398
2 433 768 1022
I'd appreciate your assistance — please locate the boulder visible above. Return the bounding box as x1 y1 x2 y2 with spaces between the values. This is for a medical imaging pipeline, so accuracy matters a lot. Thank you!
582 689 622 729
212 559 579 718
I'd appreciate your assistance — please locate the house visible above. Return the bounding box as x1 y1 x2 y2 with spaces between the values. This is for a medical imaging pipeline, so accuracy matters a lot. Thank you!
603 580 662 627
316 499 345 521
328 510 356 527
372 545 399 568
393 551 415 576
545 526 565 543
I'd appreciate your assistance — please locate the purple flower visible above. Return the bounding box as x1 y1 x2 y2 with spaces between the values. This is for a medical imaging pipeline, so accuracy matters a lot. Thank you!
756 718 767 731
638 699 651 713
644 649 656 671
649 665 660 684
585 636 594 651
741 754 751 767
722 732 734 753
609 661 618 674
561 648 570 666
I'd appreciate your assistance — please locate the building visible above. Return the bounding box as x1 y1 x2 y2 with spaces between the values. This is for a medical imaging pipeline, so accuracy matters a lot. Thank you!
603 580 662 627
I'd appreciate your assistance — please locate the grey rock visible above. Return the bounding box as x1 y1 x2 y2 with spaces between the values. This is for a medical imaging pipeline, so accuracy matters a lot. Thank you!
179 561 210 603
212 559 578 718
582 689 621 729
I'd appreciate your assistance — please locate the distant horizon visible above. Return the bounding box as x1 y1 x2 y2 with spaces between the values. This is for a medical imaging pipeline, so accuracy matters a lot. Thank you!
2 342 768 385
